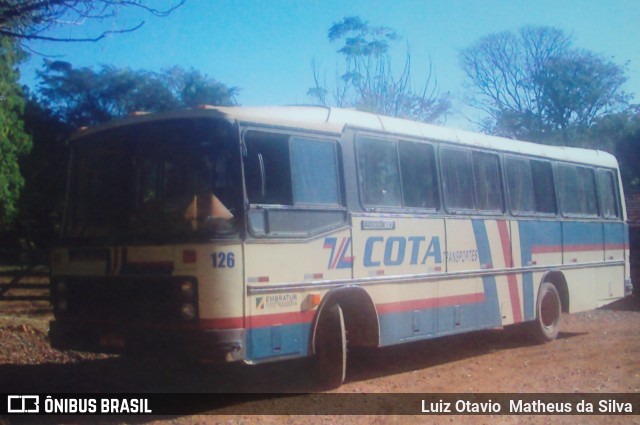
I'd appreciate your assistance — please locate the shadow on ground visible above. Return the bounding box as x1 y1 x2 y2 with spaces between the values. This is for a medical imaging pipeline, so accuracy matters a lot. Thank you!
601 295 640 312
0 319 589 424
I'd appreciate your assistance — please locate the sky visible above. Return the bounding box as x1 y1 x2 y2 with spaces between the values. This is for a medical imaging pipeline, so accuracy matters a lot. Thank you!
18 0 640 130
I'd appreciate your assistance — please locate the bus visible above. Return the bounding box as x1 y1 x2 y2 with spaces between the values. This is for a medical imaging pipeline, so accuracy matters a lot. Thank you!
49 106 633 388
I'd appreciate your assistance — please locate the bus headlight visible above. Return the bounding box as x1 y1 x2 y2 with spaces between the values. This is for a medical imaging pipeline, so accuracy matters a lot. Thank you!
180 280 195 298
180 303 196 320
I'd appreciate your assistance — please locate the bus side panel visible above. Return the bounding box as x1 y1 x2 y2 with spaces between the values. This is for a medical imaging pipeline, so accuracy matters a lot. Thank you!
470 219 513 327
561 221 603 312
598 221 627 303
516 220 563 321
244 229 352 362
355 217 507 346
444 219 495 333
351 216 444 345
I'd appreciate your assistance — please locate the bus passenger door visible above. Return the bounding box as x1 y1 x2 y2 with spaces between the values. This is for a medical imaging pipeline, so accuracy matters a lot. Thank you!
244 227 351 362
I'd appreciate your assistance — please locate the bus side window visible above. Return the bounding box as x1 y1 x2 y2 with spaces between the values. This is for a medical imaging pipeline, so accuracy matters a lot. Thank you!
472 151 503 213
506 157 534 214
398 141 439 209
356 136 402 207
291 137 341 206
244 131 292 205
531 160 557 214
597 169 620 219
441 147 475 211
557 164 598 217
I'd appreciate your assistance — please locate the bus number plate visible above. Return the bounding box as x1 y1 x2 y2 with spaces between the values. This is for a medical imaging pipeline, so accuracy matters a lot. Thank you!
211 252 235 268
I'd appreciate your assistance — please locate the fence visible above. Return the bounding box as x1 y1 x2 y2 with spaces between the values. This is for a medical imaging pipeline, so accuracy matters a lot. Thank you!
0 246 50 303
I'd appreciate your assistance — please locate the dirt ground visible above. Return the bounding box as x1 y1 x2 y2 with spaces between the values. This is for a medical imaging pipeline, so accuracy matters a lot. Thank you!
1 283 639 425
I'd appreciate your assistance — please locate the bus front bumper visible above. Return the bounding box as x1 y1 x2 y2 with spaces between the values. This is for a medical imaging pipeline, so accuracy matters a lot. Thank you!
49 320 245 363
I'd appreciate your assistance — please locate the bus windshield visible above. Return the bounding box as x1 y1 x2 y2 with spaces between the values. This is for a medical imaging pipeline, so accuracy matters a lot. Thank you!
63 117 242 243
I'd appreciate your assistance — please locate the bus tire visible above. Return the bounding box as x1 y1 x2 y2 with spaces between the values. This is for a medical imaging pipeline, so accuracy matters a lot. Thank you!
531 281 562 343
314 303 346 389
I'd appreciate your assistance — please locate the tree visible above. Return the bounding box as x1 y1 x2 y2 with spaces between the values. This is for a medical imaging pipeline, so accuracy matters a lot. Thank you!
36 61 239 127
18 91 73 246
13 61 238 248
460 26 631 144
0 0 184 44
615 115 640 194
162 66 240 110
308 16 450 123
582 107 640 193
534 52 629 132
0 37 32 226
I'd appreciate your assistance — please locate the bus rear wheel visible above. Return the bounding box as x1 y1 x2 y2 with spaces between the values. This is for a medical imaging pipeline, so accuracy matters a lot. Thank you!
531 282 561 343
314 303 347 389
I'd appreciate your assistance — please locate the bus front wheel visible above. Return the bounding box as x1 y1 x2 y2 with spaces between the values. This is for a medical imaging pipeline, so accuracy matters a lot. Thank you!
314 303 347 389
531 282 562 343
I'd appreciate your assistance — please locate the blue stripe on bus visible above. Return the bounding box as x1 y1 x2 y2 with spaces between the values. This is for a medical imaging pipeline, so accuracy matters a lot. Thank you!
561 221 604 246
246 323 311 361
472 220 503 328
517 221 563 320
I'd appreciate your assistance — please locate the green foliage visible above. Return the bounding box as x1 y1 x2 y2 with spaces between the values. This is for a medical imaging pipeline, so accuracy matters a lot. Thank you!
18 92 73 246
309 16 450 123
534 52 630 132
0 37 31 227
584 109 640 194
163 66 240 109
460 26 631 145
37 61 239 128
10 62 239 246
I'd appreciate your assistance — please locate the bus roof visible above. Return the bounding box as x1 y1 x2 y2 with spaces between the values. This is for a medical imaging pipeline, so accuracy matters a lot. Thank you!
73 105 620 169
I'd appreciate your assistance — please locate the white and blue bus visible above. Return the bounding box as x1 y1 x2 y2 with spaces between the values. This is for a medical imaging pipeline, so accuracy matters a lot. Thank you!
49 106 632 387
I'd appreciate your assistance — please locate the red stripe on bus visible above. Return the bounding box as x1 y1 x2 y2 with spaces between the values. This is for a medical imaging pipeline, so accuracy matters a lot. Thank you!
331 237 347 270
376 292 484 314
531 243 627 254
249 310 316 328
497 221 522 323
193 291 489 330
198 317 244 329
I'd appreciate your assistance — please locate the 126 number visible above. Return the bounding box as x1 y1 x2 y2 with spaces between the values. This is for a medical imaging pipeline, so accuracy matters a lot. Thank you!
211 252 235 268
